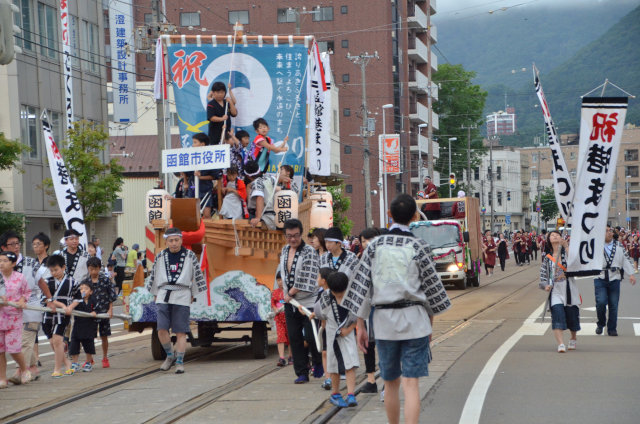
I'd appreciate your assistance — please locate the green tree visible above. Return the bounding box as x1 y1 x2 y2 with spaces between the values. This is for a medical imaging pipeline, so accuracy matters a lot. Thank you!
327 184 353 237
0 133 30 235
44 121 124 233
432 64 488 197
533 187 560 224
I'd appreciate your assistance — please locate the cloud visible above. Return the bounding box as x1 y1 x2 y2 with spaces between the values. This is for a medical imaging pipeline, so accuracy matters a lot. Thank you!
437 0 638 16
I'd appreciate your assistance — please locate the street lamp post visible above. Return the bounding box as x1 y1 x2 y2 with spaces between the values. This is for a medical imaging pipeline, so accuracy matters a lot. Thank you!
626 175 631 229
418 123 428 192
379 103 393 227
448 137 457 198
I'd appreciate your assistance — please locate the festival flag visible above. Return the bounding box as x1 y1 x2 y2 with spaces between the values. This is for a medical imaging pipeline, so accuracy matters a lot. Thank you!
567 97 628 275
533 66 574 221
41 110 88 248
59 0 74 131
200 245 212 306
308 41 332 176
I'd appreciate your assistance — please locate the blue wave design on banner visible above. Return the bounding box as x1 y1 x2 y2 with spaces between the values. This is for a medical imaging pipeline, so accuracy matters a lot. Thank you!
167 44 308 178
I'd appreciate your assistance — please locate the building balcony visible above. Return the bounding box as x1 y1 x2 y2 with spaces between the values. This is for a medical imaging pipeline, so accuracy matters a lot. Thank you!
407 4 427 31
410 134 429 156
430 25 437 43
409 101 429 123
430 83 438 101
430 51 438 72
415 0 436 14
408 69 428 93
408 37 428 64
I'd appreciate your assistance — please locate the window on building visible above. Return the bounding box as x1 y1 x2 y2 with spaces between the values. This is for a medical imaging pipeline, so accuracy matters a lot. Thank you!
630 198 640 211
532 169 538 179
343 108 351 117
346 184 353 193
474 167 479 180
341 39 348 48
69 15 80 67
170 111 179 127
180 12 200 27
144 13 153 24
112 198 124 213
496 166 502 180
570 151 576 160
317 41 334 53
277 8 296 23
81 20 99 73
611 199 616 208
626 166 639 178
20 105 39 160
532 153 537 163
38 2 58 59
333 109 338 134
341 5 348 14
625 149 639 161
342 73 349 83
497 191 502 206
228 10 249 25
344 145 351 154
313 6 334 21
474 192 480 199
488 195 492 207
50 111 63 146
13 0 34 52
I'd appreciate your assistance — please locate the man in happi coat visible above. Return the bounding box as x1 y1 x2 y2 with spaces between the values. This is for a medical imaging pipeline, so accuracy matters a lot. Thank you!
279 218 322 384
60 229 90 283
148 227 207 374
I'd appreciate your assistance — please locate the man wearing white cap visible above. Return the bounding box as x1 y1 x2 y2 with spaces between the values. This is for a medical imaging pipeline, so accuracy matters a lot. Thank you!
148 227 207 373
452 190 466 219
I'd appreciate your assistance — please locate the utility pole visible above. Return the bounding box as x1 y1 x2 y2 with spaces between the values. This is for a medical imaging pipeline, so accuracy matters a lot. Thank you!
489 136 497 233
426 0 435 189
151 0 166 184
348 51 379 229
461 124 477 188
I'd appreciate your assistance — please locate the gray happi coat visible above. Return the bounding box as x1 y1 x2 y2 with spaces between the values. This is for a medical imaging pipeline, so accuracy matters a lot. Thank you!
148 248 207 306
279 242 319 308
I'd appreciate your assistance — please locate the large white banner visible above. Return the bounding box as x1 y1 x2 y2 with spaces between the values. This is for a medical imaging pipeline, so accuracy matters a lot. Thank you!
41 111 88 248
308 42 331 176
534 67 574 221
109 0 137 123
567 97 628 275
59 0 73 131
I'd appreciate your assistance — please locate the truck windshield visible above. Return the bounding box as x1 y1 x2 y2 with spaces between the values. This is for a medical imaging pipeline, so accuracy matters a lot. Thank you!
412 224 460 249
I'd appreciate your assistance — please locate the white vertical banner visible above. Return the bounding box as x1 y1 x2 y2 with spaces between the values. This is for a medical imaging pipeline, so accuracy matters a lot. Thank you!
59 0 73 131
533 67 574 221
307 42 331 176
109 0 137 123
567 97 628 275
41 110 88 248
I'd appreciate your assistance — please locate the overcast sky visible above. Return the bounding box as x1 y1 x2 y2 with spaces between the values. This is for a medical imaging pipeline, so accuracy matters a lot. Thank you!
437 0 639 18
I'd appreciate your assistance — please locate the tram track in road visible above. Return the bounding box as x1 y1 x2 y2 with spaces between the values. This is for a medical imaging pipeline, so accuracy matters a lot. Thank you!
309 264 541 424
3 342 250 424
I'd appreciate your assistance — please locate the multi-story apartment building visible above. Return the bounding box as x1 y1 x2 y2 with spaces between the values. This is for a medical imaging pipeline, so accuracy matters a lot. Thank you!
112 0 439 232
0 0 117 254
517 126 640 231
486 107 517 137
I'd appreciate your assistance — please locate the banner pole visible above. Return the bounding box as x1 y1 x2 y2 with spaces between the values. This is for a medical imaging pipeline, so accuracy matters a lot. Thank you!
220 24 240 144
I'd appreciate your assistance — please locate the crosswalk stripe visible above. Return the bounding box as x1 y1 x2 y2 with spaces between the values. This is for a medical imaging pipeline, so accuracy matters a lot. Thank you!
633 323 640 336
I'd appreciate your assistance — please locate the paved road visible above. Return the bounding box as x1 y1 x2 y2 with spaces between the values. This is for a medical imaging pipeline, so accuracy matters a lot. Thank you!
6 262 635 423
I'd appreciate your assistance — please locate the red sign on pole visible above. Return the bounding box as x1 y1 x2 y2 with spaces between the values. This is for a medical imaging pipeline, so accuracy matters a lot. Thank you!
381 134 400 174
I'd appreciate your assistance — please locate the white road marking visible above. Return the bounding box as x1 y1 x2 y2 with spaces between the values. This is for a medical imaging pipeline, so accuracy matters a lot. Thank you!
459 301 547 424
634 323 640 336
7 328 150 366
583 306 596 311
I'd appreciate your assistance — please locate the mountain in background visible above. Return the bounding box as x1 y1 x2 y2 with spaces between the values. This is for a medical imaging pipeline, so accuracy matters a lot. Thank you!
434 0 640 143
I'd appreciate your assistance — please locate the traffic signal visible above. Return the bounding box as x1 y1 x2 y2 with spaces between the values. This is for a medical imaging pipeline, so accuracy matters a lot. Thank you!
0 0 21 65
507 190 511 201
449 173 456 190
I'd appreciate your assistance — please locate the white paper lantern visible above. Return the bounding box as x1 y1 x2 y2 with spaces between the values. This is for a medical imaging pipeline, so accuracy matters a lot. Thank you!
145 189 170 224
274 190 299 229
310 201 333 229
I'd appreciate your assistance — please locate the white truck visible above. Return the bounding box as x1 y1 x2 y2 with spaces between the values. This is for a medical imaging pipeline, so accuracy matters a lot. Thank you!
412 197 483 290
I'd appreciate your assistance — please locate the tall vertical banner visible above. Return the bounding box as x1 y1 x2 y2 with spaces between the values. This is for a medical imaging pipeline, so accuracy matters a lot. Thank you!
164 38 308 184
534 67 574 221
308 42 331 176
567 97 628 275
109 0 137 123
381 134 401 174
41 111 88 248
59 0 73 131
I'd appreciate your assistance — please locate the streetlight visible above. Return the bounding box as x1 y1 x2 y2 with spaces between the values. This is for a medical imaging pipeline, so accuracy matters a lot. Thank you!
418 123 428 192
448 137 457 197
379 103 394 227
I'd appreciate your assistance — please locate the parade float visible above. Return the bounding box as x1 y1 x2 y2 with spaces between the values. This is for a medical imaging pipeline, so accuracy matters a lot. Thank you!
127 27 334 360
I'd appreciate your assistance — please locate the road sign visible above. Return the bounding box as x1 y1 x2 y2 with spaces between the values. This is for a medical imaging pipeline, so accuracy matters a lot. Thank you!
505 215 511 225
162 145 230 173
